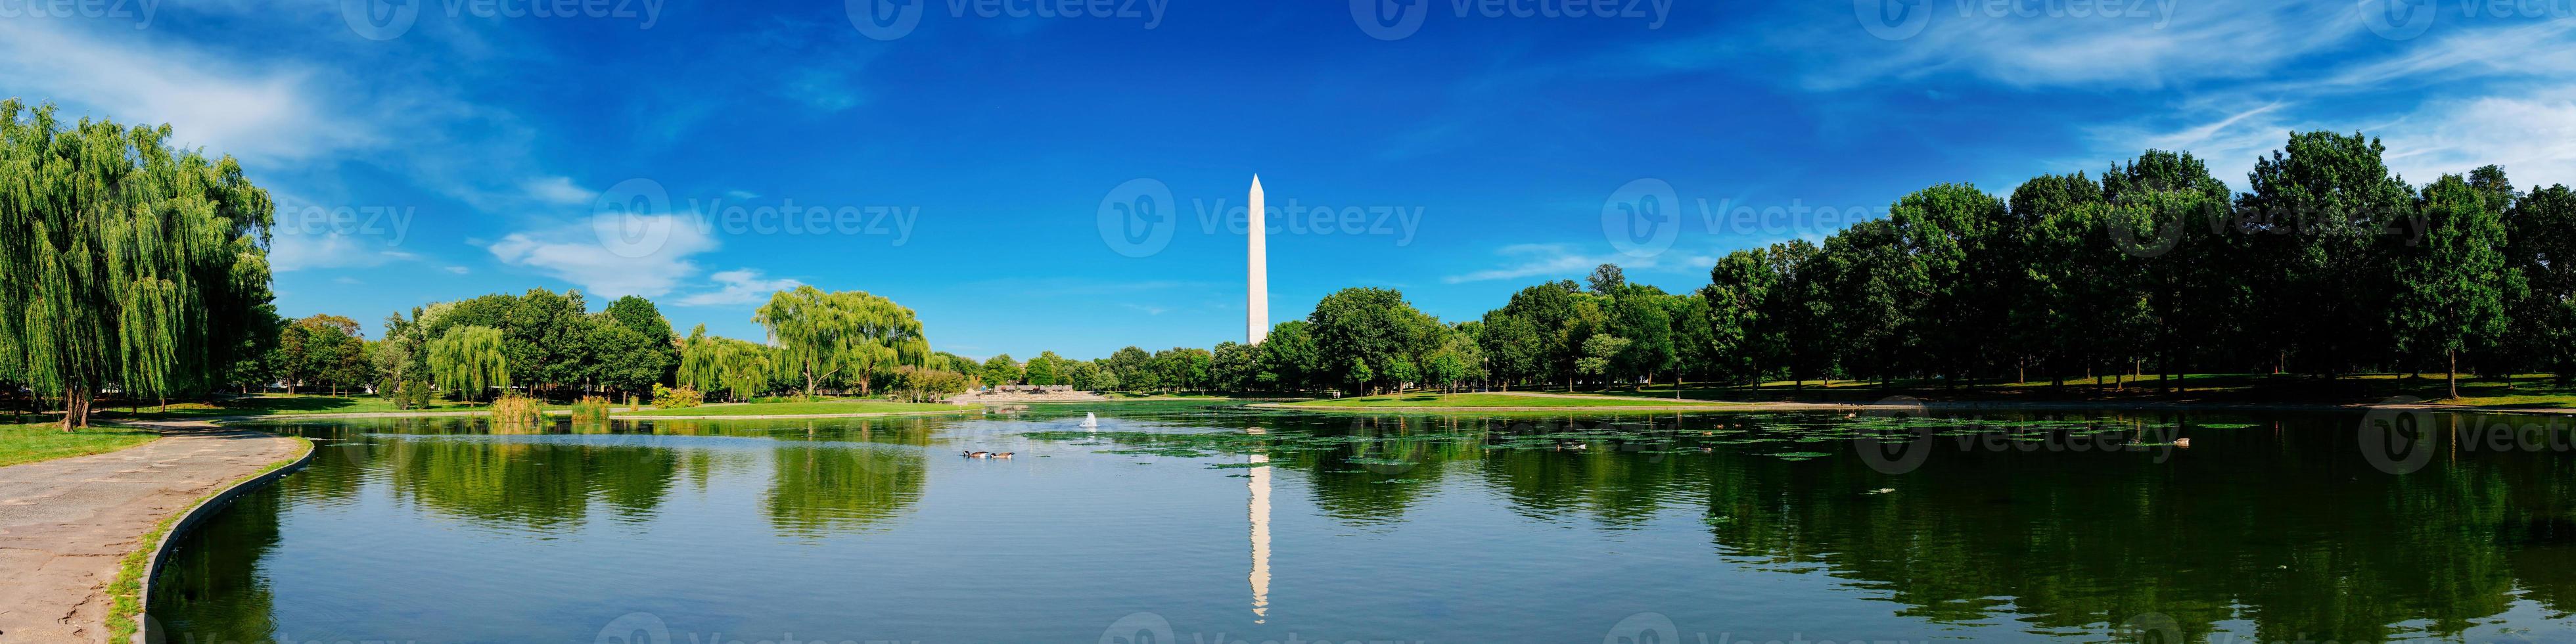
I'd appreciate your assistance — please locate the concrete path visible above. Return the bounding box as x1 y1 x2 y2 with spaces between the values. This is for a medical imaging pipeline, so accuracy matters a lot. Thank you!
0 425 303 643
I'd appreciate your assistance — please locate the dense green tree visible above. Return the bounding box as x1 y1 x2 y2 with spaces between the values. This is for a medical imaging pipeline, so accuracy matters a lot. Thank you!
1026 350 1064 386
1254 321 1321 391
279 315 363 395
1703 250 1775 384
2238 131 2414 375
582 316 666 399
1306 287 1439 394
1475 311 1544 389
1106 346 1153 391
980 354 1022 387
679 325 776 402
1606 283 1676 386
1586 263 1625 294
1575 334 1630 383
1085 359 1122 392
1492 281 1586 388
1063 360 1103 391
754 286 929 397
1210 342 1257 391
2392 172 2512 398
602 294 678 382
0 102 279 426
1888 183 2010 383
1760 240 1831 387
428 325 510 402
2505 184 2576 379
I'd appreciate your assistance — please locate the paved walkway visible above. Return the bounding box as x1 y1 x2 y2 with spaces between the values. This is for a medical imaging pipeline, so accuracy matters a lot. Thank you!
0 425 304 643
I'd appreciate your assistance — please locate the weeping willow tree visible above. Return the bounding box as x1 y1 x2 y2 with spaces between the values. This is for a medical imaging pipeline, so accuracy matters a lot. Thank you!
428 325 510 402
0 101 277 428
678 324 778 402
752 286 929 398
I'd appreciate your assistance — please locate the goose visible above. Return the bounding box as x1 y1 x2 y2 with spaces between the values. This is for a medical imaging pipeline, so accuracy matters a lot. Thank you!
2173 438 2193 449
963 450 990 458
992 452 1015 459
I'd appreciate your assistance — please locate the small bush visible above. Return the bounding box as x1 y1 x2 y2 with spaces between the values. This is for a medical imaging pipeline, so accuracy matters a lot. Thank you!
490 395 545 426
651 384 703 409
376 379 437 409
570 395 612 422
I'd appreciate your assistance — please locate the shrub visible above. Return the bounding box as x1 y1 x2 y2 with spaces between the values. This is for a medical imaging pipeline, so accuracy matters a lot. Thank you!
402 379 435 409
489 395 545 426
651 384 703 409
570 395 612 423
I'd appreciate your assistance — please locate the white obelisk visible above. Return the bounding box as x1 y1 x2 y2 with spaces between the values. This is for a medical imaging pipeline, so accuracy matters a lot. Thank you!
1247 175 1269 345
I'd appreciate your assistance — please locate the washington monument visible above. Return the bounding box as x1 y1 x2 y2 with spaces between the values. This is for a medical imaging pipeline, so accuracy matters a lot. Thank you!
1247 175 1268 345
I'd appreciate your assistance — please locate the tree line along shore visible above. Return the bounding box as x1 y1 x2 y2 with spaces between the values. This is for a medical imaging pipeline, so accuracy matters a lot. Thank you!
5 99 2572 430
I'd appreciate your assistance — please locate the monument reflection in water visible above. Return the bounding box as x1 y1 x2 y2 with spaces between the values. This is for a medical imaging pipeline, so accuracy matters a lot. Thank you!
145 403 2576 643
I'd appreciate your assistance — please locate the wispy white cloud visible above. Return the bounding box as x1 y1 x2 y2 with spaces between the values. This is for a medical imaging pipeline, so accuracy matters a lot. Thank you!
488 216 718 298
1781 2 2355 90
1444 242 1710 284
0 21 379 164
675 269 804 306
523 176 598 206
2378 89 2576 187
2077 17 2576 189
269 232 419 271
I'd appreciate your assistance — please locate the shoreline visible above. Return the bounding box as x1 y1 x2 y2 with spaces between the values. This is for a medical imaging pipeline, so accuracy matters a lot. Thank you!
1255 395 2576 417
0 421 310 643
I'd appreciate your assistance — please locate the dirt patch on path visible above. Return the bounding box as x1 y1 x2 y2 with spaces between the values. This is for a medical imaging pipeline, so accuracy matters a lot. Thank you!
0 423 304 642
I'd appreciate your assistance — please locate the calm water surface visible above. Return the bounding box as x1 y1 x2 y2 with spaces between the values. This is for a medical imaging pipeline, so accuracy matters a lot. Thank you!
146 402 2576 643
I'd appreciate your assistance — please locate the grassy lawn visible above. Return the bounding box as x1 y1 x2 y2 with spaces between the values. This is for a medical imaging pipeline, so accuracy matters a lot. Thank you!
1285 392 1724 408
1584 373 2576 408
614 399 964 417
0 423 158 467
104 394 492 419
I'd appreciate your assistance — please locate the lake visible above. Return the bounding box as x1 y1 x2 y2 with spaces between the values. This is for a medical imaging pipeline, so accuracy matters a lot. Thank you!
145 402 2576 643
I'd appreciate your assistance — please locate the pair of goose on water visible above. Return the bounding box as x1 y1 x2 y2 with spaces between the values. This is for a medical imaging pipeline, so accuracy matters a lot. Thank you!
961 451 1015 459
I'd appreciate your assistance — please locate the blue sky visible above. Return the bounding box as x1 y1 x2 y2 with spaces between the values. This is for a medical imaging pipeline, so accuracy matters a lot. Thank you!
3 0 2569 359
